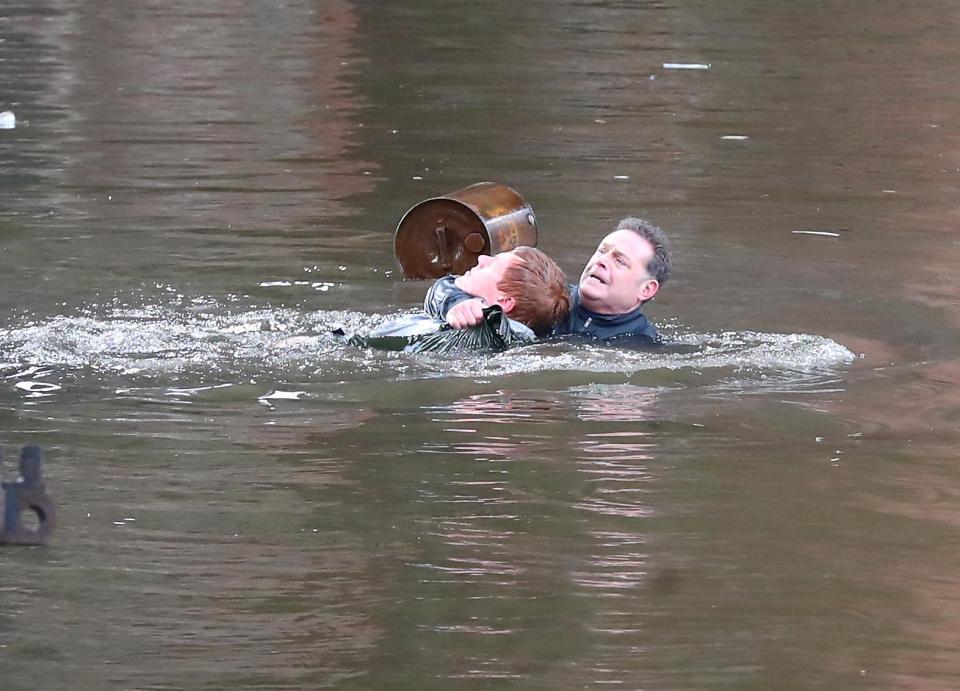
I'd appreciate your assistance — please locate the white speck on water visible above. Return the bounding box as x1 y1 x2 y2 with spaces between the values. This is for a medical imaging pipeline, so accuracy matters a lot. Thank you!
7 365 44 378
792 230 840 238
614 175 630 180
594 119 607 124
413 176 423 180
338 266 346 271
663 62 711 70
0 111 16 129
166 383 234 396
721 135 749 140
882 189 896 193
14 381 61 393
259 390 306 401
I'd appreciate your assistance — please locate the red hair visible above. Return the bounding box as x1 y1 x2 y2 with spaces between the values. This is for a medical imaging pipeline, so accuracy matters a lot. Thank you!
497 247 570 336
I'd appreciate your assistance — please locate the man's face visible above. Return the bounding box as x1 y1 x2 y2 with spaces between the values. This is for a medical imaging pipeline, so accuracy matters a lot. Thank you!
578 229 659 314
454 250 524 308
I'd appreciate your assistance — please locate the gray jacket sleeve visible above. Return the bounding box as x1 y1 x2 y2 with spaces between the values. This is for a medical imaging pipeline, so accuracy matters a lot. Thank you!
423 276 474 320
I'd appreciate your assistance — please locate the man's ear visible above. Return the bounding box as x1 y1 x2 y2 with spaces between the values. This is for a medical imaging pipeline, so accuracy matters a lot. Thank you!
639 279 660 303
498 295 517 314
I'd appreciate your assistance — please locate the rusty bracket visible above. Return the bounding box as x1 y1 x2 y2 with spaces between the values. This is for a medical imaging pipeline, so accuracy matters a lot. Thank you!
1 445 56 546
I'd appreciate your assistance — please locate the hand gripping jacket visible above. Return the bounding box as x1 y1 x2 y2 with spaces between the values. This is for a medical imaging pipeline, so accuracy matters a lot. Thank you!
338 276 535 354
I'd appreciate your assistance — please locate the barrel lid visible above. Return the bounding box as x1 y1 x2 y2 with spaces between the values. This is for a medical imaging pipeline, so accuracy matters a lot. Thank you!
394 198 490 279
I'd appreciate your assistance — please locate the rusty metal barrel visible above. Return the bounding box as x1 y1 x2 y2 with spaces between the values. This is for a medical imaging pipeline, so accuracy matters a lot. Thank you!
394 182 538 279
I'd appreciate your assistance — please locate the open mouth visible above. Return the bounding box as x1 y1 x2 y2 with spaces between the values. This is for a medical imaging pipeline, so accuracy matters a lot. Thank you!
587 270 607 285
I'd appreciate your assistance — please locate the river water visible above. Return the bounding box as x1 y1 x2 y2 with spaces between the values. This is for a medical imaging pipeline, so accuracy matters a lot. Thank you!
2 1 959 688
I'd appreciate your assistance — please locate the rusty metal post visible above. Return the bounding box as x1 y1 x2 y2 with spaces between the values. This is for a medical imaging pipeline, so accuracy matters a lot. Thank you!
1 445 56 546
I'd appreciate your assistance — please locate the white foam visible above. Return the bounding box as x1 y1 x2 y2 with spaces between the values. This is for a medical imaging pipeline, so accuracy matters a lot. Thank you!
14 381 61 393
0 303 855 389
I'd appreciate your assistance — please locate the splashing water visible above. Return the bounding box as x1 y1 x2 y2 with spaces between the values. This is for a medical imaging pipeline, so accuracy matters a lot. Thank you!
0 300 856 387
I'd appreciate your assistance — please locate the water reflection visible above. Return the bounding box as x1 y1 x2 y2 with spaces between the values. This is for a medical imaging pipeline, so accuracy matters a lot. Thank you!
417 386 664 609
0 0 379 311
572 382 661 422
4 0 960 687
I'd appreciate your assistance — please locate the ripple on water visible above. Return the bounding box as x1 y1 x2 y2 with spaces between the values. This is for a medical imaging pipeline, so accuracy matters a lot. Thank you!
0 302 856 391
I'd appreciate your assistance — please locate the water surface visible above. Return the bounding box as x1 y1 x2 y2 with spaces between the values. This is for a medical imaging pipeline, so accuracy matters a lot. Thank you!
2 0 960 688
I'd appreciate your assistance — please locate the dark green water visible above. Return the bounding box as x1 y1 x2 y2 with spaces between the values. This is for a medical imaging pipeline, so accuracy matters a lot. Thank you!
2 1 960 688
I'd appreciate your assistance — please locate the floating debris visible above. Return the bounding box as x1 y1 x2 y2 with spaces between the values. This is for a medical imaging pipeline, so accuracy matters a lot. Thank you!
165 383 234 397
0 111 15 129
259 390 306 401
792 229 848 238
613 175 630 180
13 381 61 393
663 62 711 70
721 135 749 141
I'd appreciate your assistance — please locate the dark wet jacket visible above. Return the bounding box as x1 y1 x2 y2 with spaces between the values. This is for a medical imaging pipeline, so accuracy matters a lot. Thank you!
426 276 659 342
560 284 658 342
422 276 474 323
338 276 535 353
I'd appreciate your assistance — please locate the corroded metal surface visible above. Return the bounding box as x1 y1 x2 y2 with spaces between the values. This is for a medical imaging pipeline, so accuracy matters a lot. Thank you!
394 182 538 279
1 445 56 546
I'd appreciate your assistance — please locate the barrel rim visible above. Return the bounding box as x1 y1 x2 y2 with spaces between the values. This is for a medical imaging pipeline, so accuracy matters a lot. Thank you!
393 181 525 238
392 181 533 278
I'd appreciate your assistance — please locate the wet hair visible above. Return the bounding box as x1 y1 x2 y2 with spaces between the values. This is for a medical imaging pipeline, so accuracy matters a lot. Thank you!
497 246 571 336
616 217 672 287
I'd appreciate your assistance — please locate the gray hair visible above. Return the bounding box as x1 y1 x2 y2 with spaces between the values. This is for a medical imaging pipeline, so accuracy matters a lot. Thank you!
616 217 672 286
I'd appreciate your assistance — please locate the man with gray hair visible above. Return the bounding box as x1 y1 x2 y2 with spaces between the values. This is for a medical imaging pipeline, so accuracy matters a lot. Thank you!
441 217 672 342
